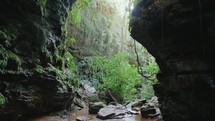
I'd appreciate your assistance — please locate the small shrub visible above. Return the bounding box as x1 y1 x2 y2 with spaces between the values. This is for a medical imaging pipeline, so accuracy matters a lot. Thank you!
145 63 159 74
87 53 142 101
66 37 77 45
140 81 155 100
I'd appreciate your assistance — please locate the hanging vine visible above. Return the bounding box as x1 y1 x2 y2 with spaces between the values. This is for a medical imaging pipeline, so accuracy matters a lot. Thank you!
133 40 158 81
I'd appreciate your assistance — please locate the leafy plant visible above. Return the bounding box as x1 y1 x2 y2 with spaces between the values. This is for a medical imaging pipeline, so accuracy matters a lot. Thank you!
81 52 158 102
84 53 142 101
145 63 159 74
0 93 5 106
140 81 155 100
66 37 77 45
69 0 92 24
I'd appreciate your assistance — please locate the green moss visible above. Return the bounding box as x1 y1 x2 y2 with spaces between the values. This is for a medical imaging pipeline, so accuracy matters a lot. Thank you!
0 47 22 68
8 51 22 67
34 49 79 92
35 65 46 74
0 45 23 73
65 51 77 71
66 37 77 45
0 26 18 48
0 46 9 68
69 0 92 24
145 63 159 75
38 0 47 7
0 93 5 106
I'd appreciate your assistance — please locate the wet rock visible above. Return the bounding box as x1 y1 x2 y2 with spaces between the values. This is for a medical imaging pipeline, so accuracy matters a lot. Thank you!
126 99 147 114
76 84 99 102
108 102 118 106
76 116 87 121
131 99 147 109
82 84 96 94
89 102 106 114
149 96 159 107
0 0 75 120
105 90 123 103
14 41 32 56
97 104 127 119
74 97 86 109
141 105 160 118
87 94 99 103
130 0 215 120
97 109 115 119
76 89 84 98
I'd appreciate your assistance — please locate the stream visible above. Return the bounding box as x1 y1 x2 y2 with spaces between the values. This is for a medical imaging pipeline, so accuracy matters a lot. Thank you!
28 107 155 121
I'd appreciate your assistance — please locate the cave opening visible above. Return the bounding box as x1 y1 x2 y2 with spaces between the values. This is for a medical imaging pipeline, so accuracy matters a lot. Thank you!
68 0 159 102
65 0 161 120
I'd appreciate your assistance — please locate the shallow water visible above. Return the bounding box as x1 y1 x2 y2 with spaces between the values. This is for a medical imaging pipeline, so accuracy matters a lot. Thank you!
27 107 155 121
69 107 155 121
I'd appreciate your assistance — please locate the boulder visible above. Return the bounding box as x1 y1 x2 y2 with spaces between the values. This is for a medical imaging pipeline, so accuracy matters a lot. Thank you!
74 97 86 109
141 105 160 118
97 104 127 119
89 102 106 114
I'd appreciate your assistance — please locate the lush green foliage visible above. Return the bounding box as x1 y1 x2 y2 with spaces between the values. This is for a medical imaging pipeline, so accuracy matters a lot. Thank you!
69 0 92 24
145 63 159 75
66 37 77 45
136 47 159 82
84 53 142 101
80 52 159 101
140 80 155 100
140 62 159 100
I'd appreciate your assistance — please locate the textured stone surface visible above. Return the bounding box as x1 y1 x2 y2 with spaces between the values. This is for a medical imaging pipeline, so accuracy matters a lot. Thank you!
89 102 106 114
97 104 127 119
130 0 215 121
0 0 75 120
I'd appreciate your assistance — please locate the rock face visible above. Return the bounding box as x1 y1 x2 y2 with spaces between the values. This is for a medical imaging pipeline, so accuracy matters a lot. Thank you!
0 0 75 120
130 0 215 121
89 102 106 114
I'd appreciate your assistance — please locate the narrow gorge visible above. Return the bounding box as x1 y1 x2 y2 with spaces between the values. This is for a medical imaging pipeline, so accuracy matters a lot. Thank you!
0 0 215 121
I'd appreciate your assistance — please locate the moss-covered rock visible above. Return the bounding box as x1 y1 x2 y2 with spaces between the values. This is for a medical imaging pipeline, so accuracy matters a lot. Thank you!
0 0 77 120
